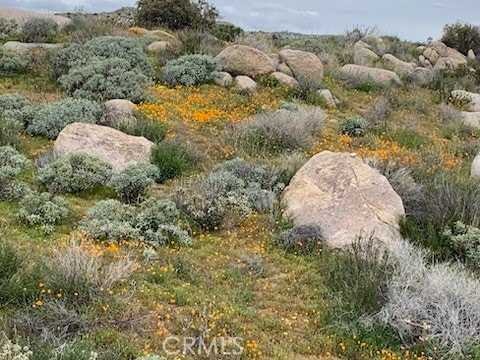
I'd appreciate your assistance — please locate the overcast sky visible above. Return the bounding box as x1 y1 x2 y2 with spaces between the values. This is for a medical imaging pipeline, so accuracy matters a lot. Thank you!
2 0 480 42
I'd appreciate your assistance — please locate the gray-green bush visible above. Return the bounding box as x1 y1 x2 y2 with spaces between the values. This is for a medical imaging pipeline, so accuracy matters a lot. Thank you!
174 158 282 229
338 115 368 137
110 162 159 204
163 54 219 85
0 146 29 198
80 198 192 246
0 47 30 75
276 224 323 253
37 152 112 194
238 107 325 155
59 58 150 102
27 98 101 139
18 191 69 233
444 221 480 270
21 17 58 43
0 17 18 40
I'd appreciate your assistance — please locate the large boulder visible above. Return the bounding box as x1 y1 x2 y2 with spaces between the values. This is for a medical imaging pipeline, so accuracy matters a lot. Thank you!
215 45 275 78
434 56 467 71
462 112 480 129
354 43 380 66
451 90 480 112
278 49 323 86
423 41 467 71
338 64 402 87
282 151 405 248
423 41 449 64
382 53 415 74
54 122 154 172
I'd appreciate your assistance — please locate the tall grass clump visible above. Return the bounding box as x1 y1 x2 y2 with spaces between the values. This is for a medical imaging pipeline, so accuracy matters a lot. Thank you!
237 106 324 155
36 152 112 194
27 98 101 139
150 141 196 183
115 116 169 144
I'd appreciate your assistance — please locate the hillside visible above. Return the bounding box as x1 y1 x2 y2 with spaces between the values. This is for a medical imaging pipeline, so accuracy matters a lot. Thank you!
2 7 480 360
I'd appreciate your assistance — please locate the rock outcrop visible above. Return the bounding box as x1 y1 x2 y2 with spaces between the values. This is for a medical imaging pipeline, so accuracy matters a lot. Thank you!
282 151 405 248
216 45 275 78
3 41 62 51
100 99 136 127
451 90 480 112
54 123 154 172
338 64 402 87
278 49 324 86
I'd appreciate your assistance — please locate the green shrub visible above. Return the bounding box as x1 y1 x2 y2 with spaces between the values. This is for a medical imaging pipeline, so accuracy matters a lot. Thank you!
116 116 169 144
21 17 58 43
163 54 219 85
27 98 101 139
18 191 69 233
37 152 112 194
59 57 150 102
0 47 30 75
338 115 368 137
110 162 159 203
79 198 192 246
0 114 22 147
151 142 195 183
238 107 325 155
276 224 323 253
0 146 29 198
136 0 219 31
443 221 480 270
441 21 480 55
213 23 244 42
0 17 18 40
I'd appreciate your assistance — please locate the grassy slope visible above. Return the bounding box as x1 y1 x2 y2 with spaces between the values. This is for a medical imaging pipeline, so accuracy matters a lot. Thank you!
0 65 476 359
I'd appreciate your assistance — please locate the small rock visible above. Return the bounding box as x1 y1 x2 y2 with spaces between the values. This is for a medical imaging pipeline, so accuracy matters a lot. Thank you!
214 72 233 87
100 99 136 127
271 71 300 88
147 41 170 52
235 75 257 94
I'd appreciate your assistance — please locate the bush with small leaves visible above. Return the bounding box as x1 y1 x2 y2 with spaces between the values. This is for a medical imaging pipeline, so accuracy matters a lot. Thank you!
18 191 68 233
59 57 150 102
0 146 29 198
21 17 58 43
175 158 282 229
238 107 325 155
27 98 101 139
0 17 18 40
151 141 195 183
276 224 323 253
0 47 30 75
338 115 368 137
163 54 219 85
443 221 480 270
37 152 112 194
0 114 22 147
79 198 191 246
441 21 480 55
110 162 159 204
213 23 244 42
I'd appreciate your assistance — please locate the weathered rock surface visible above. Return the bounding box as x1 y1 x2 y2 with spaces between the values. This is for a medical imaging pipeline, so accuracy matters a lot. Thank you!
462 111 480 129
382 53 415 74
276 62 294 77
451 90 480 112
338 64 402 87
147 41 170 52
472 154 480 178
422 41 467 70
317 89 336 107
216 45 275 77
235 75 257 93
100 99 136 127
3 41 62 51
278 49 323 85
354 47 380 66
214 72 233 87
54 122 154 172
0 6 71 27
271 71 300 88
282 151 405 248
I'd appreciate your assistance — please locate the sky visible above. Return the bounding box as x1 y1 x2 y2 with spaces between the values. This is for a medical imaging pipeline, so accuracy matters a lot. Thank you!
2 0 480 42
